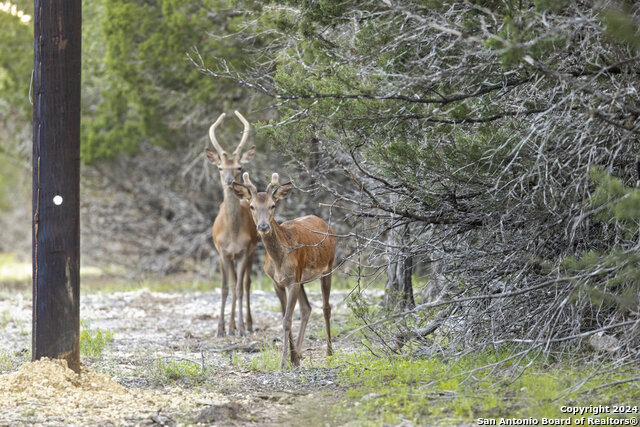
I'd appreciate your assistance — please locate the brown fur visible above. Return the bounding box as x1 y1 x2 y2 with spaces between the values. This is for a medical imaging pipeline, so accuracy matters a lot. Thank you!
231 175 337 368
206 112 258 337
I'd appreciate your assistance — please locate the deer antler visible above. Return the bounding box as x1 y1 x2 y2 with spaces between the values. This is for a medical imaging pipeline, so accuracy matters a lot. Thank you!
209 113 227 157
266 173 279 196
232 110 250 159
242 172 258 196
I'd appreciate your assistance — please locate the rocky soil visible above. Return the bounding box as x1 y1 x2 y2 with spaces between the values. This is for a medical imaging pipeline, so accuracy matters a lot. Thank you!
0 285 357 426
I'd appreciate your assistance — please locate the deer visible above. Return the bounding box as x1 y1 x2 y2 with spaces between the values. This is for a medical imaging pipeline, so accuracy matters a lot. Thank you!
205 111 258 337
231 172 337 368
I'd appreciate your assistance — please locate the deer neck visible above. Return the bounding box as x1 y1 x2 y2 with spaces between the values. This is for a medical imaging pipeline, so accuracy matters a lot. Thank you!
260 219 289 266
221 186 245 228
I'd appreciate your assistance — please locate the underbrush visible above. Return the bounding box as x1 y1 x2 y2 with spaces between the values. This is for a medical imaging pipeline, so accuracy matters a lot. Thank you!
331 349 639 425
153 357 206 384
245 341 282 372
79 323 114 359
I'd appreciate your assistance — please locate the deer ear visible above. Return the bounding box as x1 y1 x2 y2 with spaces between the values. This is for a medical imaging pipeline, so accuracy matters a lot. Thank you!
272 182 293 201
231 182 251 201
205 148 222 165
240 146 256 164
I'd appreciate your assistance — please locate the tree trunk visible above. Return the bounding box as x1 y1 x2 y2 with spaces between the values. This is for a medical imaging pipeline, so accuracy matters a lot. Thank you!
385 221 415 311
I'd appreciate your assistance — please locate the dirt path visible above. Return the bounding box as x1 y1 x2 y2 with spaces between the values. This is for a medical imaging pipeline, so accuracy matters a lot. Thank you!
0 286 355 425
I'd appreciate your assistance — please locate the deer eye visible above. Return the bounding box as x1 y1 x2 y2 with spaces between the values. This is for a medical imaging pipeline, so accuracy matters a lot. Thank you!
270 204 276 209
249 205 255 210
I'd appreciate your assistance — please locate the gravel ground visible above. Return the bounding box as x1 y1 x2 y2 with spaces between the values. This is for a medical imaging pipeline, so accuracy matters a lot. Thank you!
0 285 357 426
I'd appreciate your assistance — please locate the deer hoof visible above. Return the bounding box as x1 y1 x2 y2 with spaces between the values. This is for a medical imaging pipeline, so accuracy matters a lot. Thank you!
216 323 225 337
291 353 301 367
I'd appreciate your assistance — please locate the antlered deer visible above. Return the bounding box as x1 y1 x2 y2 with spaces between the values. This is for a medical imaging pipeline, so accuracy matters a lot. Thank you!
232 172 337 368
206 111 258 337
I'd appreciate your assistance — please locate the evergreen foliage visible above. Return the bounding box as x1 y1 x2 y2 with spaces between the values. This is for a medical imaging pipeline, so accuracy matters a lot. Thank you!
0 0 638 379
199 0 640 364
82 0 232 163
0 0 32 118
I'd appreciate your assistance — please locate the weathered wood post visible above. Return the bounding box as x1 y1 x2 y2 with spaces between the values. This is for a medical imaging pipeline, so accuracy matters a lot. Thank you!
32 0 82 372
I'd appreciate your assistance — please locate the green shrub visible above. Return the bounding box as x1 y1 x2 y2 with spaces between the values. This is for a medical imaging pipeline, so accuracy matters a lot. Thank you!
248 342 282 372
154 357 205 384
79 325 114 359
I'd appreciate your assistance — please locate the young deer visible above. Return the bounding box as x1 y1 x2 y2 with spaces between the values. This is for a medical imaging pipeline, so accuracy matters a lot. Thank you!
206 111 258 337
232 172 337 368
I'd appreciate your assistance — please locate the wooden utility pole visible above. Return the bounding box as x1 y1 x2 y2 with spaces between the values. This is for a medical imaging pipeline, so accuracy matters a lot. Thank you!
32 0 82 372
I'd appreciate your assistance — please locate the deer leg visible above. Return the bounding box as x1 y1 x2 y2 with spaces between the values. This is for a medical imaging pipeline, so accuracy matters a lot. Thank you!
321 274 333 356
217 255 231 338
281 282 300 369
266 267 286 317
244 250 254 333
227 261 238 335
234 254 250 337
273 282 287 317
296 285 312 358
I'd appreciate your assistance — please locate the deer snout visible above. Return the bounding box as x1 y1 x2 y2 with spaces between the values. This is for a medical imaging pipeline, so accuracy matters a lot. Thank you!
221 169 236 185
257 222 270 232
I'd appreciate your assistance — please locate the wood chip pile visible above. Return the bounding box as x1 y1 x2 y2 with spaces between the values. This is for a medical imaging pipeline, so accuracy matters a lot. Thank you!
0 358 224 425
